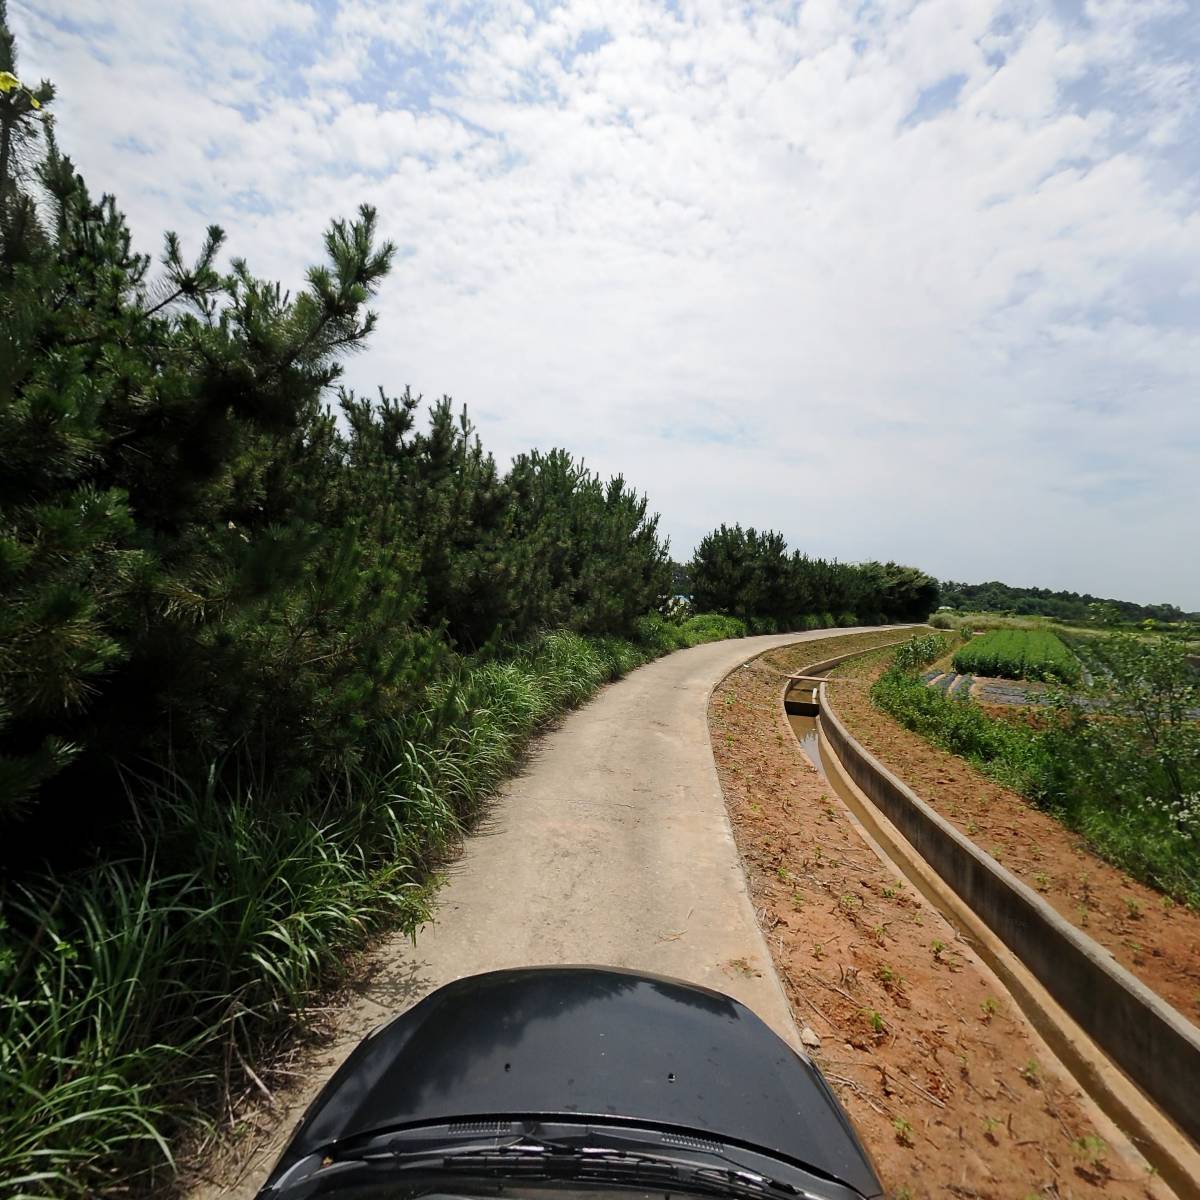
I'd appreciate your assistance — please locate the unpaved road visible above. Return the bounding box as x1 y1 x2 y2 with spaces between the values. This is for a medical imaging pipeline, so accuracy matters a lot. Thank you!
190 628 893 1198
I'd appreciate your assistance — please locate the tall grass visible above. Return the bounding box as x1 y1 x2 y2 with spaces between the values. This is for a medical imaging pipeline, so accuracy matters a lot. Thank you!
0 622 746 1198
890 633 948 673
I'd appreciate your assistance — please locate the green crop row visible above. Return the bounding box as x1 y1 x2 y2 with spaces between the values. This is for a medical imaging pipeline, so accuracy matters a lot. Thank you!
952 629 1080 684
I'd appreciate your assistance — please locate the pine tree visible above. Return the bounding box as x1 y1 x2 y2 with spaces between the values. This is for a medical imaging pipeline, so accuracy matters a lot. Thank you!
0 7 430 835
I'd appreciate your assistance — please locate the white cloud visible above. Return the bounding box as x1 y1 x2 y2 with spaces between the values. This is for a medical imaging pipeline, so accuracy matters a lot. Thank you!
11 0 1200 605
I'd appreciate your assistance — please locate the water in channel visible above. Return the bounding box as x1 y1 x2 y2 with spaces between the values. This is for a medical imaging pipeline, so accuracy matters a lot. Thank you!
787 712 826 778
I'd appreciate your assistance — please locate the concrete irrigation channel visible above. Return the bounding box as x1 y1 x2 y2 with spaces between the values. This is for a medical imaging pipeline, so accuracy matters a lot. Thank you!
780 651 1200 1197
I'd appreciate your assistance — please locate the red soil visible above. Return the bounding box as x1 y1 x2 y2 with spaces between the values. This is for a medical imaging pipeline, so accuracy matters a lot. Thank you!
710 635 1172 1200
827 653 1200 1021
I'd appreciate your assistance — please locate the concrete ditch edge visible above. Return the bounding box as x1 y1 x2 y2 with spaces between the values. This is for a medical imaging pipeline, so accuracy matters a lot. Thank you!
817 676 1200 1162
813 720 1200 1200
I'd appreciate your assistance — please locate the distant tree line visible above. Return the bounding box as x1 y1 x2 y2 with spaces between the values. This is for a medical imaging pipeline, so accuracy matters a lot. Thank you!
937 580 1196 624
684 525 939 628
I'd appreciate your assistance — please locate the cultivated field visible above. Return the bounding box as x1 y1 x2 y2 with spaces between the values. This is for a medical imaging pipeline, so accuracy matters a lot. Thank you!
952 628 1080 683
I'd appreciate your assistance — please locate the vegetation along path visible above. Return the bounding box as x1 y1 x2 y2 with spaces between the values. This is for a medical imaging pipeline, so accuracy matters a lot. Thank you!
189 627 895 1199
828 648 1200 1018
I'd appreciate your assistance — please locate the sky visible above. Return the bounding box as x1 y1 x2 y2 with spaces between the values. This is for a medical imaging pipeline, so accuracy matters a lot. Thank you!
10 0 1200 608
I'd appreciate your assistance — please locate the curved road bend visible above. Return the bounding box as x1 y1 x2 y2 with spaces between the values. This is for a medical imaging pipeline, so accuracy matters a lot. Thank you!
193 627 891 1199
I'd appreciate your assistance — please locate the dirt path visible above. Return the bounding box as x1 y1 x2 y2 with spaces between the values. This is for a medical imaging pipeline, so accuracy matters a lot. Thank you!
828 650 1200 1020
186 627 899 1199
711 641 1172 1200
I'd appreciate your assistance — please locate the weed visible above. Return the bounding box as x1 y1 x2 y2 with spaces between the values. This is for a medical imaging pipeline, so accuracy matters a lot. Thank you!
1021 1059 1040 1086
979 996 999 1022
1034 872 1050 891
966 820 980 836
1072 1135 1108 1171
1125 897 1142 920
892 1116 914 1147
931 939 945 961
860 1008 886 1035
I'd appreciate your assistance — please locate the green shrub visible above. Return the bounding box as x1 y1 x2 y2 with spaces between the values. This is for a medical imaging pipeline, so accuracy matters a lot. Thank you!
802 614 822 631
634 612 686 655
837 613 858 627
890 633 948 673
929 612 958 630
677 613 747 646
747 616 779 635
